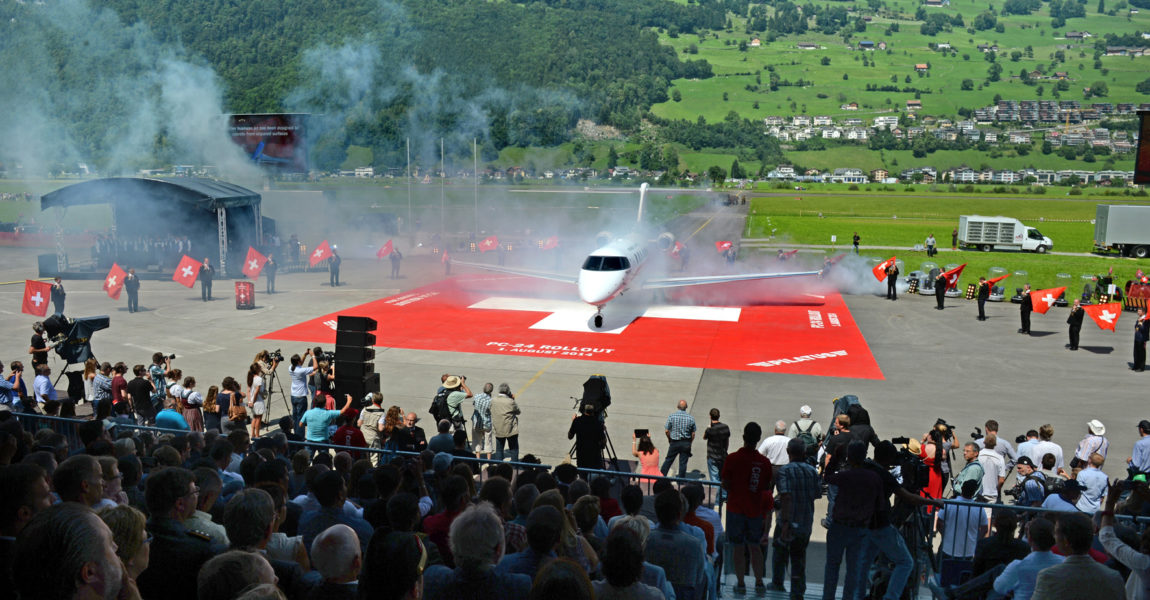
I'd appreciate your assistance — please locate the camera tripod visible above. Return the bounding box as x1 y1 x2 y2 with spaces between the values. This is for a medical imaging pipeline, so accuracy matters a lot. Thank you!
263 360 291 423
568 396 619 471
866 502 936 600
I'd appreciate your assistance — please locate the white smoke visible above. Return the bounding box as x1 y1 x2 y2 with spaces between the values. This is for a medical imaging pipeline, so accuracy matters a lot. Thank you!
0 0 261 184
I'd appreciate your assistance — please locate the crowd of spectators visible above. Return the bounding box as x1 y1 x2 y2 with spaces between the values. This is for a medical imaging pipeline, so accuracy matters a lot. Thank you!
7 348 1150 600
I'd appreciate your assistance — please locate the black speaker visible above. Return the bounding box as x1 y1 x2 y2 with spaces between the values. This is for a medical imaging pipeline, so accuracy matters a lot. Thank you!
336 315 378 333
335 331 376 347
335 372 380 400
336 361 375 378
335 346 376 362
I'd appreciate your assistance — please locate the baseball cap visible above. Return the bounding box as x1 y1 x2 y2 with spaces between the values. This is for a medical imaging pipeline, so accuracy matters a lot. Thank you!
1062 479 1085 492
1140 420 1150 432
1015 456 1035 468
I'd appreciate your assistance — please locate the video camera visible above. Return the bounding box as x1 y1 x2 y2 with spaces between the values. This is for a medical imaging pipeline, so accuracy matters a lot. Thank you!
575 375 611 420
890 437 930 495
265 349 284 364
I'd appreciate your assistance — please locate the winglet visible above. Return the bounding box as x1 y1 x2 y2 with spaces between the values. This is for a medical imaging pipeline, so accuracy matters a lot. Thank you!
637 183 648 224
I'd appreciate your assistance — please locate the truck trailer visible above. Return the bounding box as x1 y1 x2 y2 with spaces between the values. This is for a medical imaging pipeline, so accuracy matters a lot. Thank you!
1094 204 1150 258
957 215 1053 253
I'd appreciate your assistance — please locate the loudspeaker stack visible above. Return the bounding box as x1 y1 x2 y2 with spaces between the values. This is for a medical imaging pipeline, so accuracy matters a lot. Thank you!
334 315 380 402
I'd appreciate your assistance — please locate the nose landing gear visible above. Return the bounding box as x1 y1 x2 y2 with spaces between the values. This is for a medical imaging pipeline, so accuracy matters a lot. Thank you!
594 311 603 329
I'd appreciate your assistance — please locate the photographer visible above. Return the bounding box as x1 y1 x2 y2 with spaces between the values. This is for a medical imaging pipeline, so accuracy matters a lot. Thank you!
1006 456 1047 507
149 353 173 412
442 376 472 433
289 350 317 427
569 404 604 471
854 440 943 600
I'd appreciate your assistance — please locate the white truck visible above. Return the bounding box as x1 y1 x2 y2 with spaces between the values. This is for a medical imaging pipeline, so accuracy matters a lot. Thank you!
1094 204 1150 258
957 215 1053 253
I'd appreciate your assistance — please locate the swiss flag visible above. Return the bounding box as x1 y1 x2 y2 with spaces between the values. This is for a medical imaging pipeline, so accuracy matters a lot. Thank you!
829 254 847 264
309 240 333 267
716 241 733 253
940 263 966 290
1083 302 1123 331
377 240 394 259
987 273 1011 286
542 236 558 250
672 241 684 256
1030 286 1066 315
478 235 499 253
242 247 268 280
21 280 51 317
442 249 450 264
782 249 799 259
873 257 896 282
173 255 200 288
104 264 126 299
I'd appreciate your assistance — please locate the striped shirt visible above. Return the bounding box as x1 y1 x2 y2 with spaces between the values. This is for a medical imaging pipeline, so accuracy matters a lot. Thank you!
665 410 696 441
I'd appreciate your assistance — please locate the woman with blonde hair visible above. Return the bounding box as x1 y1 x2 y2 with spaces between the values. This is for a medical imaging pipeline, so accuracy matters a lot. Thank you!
533 489 598 573
94 455 127 509
202 385 221 432
98 504 151 580
381 405 404 463
247 363 266 438
83 357 98 404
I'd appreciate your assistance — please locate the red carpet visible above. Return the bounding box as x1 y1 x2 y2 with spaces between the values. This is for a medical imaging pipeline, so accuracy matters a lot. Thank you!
260 275 883 379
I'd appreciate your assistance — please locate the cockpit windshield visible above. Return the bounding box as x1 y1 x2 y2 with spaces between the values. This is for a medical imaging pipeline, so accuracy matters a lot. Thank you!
581 255 630 271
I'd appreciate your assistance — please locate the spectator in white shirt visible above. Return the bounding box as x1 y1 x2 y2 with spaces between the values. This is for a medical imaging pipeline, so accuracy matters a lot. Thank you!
1028 424 1064 471
977 434 1007 502
756 421 790 466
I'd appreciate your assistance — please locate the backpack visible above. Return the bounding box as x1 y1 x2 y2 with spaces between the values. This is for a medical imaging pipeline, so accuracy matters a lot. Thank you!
794 420 819 458
429 388 451 422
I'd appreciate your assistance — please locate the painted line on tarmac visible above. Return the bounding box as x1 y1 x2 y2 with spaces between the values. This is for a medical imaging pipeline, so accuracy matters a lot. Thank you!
685 215 716 241
517 357 557 398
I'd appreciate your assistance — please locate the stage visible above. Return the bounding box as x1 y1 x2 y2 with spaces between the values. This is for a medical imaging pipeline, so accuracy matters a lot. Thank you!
260 274 884 379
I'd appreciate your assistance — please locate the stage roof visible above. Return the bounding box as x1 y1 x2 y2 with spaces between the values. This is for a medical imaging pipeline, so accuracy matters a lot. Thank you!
40 177 261 212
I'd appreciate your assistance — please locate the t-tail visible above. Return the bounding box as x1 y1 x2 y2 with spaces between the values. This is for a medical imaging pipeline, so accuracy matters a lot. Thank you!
636 182 648 224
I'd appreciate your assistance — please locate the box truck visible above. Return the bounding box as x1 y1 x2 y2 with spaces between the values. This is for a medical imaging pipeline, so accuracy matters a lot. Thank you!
1094 204 1150 258
957 215 1053 253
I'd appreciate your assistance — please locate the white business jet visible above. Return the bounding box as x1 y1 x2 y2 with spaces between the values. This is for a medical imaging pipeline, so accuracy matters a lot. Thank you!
455 183 821 328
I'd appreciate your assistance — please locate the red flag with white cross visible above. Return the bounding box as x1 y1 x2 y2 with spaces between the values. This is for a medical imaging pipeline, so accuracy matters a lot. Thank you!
104 264 126 299
541 236 558 250
173 255 200 288
1029 287 1066 315
715 241 732 253
309 240 332 267
987 273 1010 286
21 280 51 317
478 236 499 253
377 239 393 259
242 247 268 280
872 257 896 282
941 263 966 290
1083 302 1122 331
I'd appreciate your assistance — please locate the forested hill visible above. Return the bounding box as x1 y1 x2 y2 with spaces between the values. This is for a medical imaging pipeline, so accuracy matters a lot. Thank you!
92 0 717 156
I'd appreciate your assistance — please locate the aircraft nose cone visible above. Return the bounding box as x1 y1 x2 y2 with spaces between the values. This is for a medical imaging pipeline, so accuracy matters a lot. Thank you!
578 272 621 306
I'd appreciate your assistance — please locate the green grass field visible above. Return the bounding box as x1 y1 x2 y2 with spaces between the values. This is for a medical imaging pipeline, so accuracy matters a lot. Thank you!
745 192 1150 289
649 0 1150 173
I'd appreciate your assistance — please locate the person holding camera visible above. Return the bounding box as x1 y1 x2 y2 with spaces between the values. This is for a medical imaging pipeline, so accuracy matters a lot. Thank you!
149 353 173 413
1009 456 1047 507
28 322 49 371
246 362 269 438
289 350 317 428
442 375 471 433
569 403 604 471
661 399 696 479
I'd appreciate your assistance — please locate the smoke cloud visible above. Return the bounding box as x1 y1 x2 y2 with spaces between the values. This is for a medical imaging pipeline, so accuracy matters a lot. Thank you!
0 0 261 184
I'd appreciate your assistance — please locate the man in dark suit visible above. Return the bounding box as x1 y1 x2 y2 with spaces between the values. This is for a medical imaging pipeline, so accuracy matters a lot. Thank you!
1134 309 1148 371
199 258 215 301
1019 284 1033 334
935 272 947 310
125 268 141 312
1066 300 1085 351
977 277 990 321
886 263 899 300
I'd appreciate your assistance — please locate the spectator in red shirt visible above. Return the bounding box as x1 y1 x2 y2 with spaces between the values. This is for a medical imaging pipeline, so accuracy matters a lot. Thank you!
332 413 367 461
110 362 128 409
721 421 774 594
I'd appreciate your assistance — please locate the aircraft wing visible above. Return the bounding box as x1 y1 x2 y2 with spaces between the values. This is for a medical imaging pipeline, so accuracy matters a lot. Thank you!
642 270 822 290
450 259 578 284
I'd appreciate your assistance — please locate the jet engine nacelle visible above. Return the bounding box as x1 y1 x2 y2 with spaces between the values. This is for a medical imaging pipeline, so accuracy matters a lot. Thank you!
657 232 676 252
